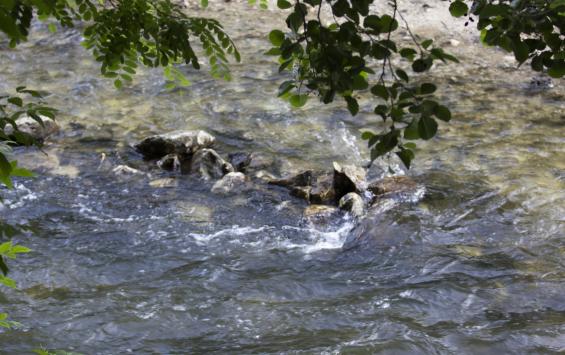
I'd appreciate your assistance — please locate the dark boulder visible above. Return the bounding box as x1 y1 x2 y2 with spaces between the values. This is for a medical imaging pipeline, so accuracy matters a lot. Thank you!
135 130 215 159
268 170 315 188
228 152 252 172
333 162 367 199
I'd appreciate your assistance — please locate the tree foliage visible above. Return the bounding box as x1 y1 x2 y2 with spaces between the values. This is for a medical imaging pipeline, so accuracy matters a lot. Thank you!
452 0 565 78
0 0 241 85
267 0 564 168
267 0 459 168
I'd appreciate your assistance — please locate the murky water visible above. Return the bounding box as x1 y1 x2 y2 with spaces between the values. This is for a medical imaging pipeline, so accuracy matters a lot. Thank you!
1 1 564 354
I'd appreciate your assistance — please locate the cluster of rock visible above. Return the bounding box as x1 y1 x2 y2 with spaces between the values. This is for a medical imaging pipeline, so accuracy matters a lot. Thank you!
134 130 254 193
268 161 420 222
134 130 423 223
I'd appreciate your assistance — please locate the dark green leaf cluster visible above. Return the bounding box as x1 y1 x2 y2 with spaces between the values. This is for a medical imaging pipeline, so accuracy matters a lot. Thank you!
451 0 565 78
267 0 458 168
0 89 42 300
1 0 241 87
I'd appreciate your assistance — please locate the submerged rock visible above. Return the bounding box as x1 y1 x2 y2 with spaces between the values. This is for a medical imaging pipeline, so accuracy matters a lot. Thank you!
253 169 277 181
342 176 425 251
290 186 311 201
303 204 341 224
246 152 276 172
4 115 59 142
268 170 315 188
189 148 234 180
228 152 252 172
149 177 178 188
112 165 144 176
310 172 336 204
135 130 215 159
367 176 419 198
211 172 249 194
333 162 366 199
339 192 365 219
528 75 554 93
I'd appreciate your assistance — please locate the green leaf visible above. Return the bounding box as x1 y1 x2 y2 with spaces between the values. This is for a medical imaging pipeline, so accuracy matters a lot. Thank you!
550 0 565 9
351 75 369 90
114 79 122 89
11 245 31 254
434 105 452 121
395 69 409 82
400 48 417 61
421 39 433 49
277 0 292 9
396 149 415 169
0 275 16 288
511 39 530 64
390 107 404 121
412 58 431 72
0 256 8 276
0 153 13 179
0 242 11 255
419 83 437 95
286 12 304 33
264 48 281 56
7 97 22 107
269 30 285 46
289 94 308 107
548 61 565 78
449 1 468 17
418 115 438 140
345 96 359 115
374 105 388 120
370 84 389 100
404 118 420 140
278 80 295 97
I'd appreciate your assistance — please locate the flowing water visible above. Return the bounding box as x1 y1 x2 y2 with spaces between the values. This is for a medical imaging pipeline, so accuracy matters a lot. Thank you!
0 1 564 354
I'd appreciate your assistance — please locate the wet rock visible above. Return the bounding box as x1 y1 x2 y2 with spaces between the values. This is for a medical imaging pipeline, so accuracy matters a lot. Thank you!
367 176 418 197
112 165 144 176
189 148 234 180
247 152 274 172
333 162 367 199
339 192 365 218
135 130 215 159
290 186 311 200
211 172 250 194
175 201 213 224
228 152 252 172
149 177 177 188
157 154 181 171
342 214 414 251
268 170 315 188
310 172 336 204
253 170 277 181
528 75 554 93
4 115 59 142
303 204 341 224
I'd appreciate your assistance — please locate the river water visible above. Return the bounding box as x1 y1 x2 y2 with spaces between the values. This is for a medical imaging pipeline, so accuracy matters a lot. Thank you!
0 1 564 354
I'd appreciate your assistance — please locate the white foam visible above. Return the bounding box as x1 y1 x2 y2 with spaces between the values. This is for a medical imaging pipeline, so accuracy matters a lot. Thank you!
189 225 272 244
280 220 355 253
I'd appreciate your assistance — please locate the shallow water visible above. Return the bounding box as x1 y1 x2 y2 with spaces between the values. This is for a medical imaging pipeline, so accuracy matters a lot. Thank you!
0 1 564 354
